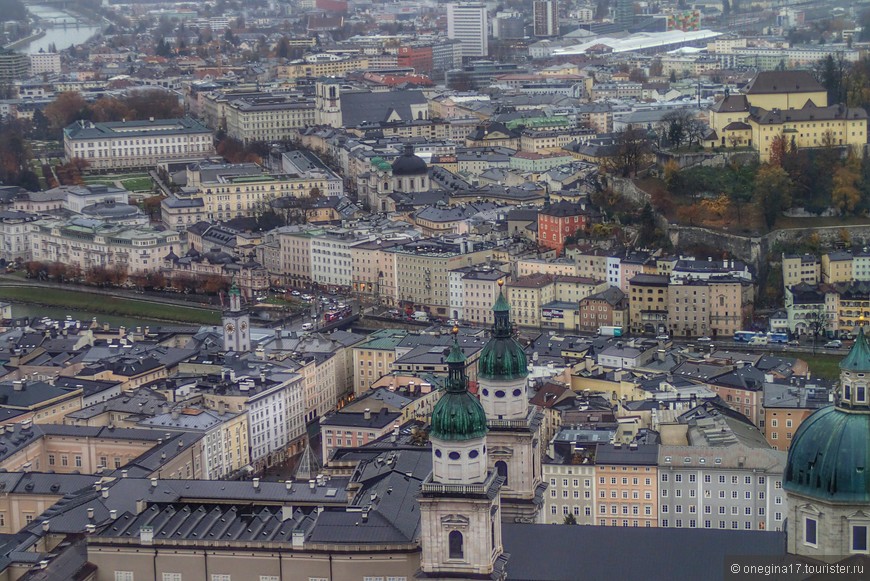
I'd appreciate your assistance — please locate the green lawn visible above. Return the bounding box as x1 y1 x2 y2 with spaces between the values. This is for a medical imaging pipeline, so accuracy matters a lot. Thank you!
120 177 154 192
0 286 220 325
781 351 841 380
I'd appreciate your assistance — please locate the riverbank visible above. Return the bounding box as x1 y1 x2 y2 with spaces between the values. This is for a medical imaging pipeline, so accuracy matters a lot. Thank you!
3 29 45 50
0 286 220 325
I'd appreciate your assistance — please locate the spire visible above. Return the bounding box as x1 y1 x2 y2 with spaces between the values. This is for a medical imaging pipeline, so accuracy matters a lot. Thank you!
491 279 512 339
445 326 468 394
840 321 870 374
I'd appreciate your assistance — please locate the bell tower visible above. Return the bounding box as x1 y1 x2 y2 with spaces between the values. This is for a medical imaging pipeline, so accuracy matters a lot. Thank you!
417 328 508 580
315 80 342 127
477 281 546 523
222 280 250 353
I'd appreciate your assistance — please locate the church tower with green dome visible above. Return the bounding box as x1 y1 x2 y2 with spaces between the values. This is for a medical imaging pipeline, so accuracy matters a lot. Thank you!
418 328 508 580
784 324 870 561
477 281 546 524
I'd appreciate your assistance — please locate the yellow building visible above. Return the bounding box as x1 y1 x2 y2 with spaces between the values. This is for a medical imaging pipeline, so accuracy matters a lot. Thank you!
822 250 853 284
782 253 821 289
277 56 369 82
708 70 868 161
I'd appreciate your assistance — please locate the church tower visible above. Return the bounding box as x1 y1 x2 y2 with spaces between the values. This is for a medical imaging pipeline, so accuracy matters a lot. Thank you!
477 281 546 523
784 324 870 561
222 281 250 353
314 80 342 127
418 328 508 580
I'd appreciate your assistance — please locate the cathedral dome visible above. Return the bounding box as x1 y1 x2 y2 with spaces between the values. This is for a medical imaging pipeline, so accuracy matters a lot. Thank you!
391 144 428 176
430 330 487 441
783 406 870 503
784 326 870 503
478 283 528 380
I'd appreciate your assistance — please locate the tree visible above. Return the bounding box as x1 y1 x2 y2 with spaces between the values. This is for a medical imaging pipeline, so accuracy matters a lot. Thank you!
676 203 704 226
607 127 651 177
754 164 793 230
562 514 578 525
276 37 290 59
91 97 133 122
768 135 789 167
43 91 89 131
832 156 861 214
700 194 731 223
803 304 831 354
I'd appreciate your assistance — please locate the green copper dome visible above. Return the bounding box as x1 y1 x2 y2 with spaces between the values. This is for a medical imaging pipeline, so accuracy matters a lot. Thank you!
430 332 487 441
478 285 528 380
840 325 870 372
784 406 870 503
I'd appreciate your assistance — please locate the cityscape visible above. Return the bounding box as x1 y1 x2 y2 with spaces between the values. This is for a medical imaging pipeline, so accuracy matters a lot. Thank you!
0 0 868 580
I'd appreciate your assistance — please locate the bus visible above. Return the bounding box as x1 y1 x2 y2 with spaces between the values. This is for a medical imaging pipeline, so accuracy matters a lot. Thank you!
733 331 757 342
768 333 788 344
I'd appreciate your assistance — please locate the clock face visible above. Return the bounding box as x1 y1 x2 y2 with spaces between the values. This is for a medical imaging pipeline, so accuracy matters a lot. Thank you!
240 321 248 332
225 323 235 334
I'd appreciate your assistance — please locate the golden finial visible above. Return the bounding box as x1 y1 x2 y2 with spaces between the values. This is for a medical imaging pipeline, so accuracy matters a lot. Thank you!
498 279 504 287
452 325 460 335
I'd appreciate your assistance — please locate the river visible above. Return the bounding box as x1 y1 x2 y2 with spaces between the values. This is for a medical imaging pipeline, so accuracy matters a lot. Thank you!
10 303 195 330
17 5 100 54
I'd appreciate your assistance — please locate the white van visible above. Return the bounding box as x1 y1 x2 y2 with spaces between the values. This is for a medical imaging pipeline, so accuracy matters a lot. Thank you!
301 322 313 331
412 311 429 322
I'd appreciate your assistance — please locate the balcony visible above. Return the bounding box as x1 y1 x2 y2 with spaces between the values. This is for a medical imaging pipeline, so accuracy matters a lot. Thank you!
420 470 502 499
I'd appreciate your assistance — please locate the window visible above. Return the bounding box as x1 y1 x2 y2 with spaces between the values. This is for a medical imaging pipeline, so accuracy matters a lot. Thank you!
75 455 82 468
259 578 279 581
212 576 231 581
449 530 464 559
852 525 868 553
805 517 818 547
115 574 134 581
495 461 508 486
48 454 55 466
163 575 182 581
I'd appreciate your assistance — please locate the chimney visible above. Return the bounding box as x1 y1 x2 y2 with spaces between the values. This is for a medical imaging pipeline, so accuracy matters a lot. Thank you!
151 478 158 488
171 409 180 420
292 530 304 548
41 520 49 533
87 507 95 520
121 470 128 478
364 408 371 420
110 509 118 520
12 380 24 392
135 499 147 514
253 478 260 490
308 479 315 490
140 525 154 544
85 524 96 534
101 488 109 499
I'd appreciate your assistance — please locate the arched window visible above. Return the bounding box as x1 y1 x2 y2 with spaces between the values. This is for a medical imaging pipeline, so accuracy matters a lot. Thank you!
495 461 508 486
449 530 464 559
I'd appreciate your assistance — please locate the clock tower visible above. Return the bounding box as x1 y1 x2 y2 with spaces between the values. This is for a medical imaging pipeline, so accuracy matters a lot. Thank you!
222 281 250 353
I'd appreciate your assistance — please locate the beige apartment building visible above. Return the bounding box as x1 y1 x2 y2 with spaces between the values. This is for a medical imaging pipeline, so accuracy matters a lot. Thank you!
821 250 853 283
517 257 581 278
668 281 710 337
352 330 408 395
782 253 820 289
224 94 316 144
629 274 670 335
461 269 509 325
389 239 495 317
594 443 658 528
506 273 557 328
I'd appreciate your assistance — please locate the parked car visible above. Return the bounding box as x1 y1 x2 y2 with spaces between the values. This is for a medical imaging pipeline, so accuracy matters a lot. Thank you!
655 334 670 341
290 290 301 296
697 336 712 343
301 322 313 331
301 294 313 301
787 339 800 346
447 319 459 326
824 340 843 348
